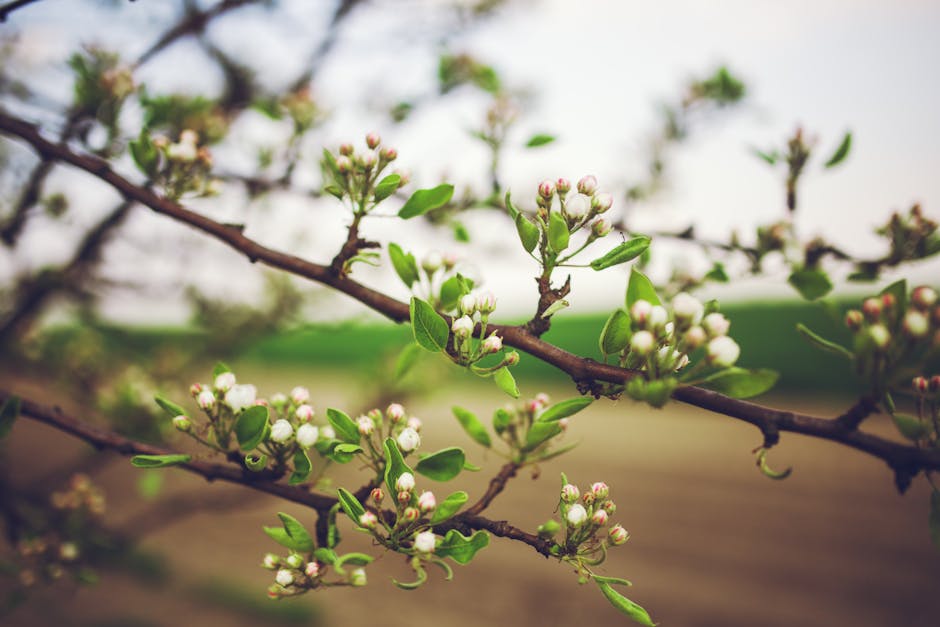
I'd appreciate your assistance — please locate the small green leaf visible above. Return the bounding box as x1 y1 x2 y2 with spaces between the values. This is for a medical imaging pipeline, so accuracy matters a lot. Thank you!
697 368 779 398
548 211 570 252
129 131 158 177
705 262 729 282
324 184 344 199
328 443 363 464
596 581 655 626
388 243 420 288
537 396 594 422
430 491 469 524
212 362 232 377
410 297 450 352
891 413 926 441
541 299 569 318
289 449 312 485
263 513 314 552
383 437 413 495
796 323 854 360
335 552 373 568
525 133 556 148
493 367 520 398
393 560 428 590
504 191 520 219
453 220 470 242
523 421 562 451
626 267 661 308
322 148 340 177
452 406 492 448
589 236 651 271
314 547 337 565
492 408 511 434
130 454 191 468
235 405 270 450
394 343 422 379
824 131 852 168
327 408 360 444
0 396 20 439
415 447 466 481
244 453 267 472
599 309 631 357
336 488 366 523
436 529 489 564
594 575 633 587
373 174 401 201
929 490 940 550
788 268 833 300
515 213 540 253
154 395 187 419
756 449 792 480
751 147 778 165
439 275 466 312
398 184 455 219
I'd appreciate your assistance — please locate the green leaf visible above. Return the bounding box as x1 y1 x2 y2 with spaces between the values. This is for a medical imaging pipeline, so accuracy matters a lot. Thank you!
373 174 401 201
541 299 569 318
154 395 187 419
325 506 341 549
439 275 466 312
322 148 340 177
515 213 540 253
234 405 270 450
263 513 314 552
244 453 267 472
795 323 854 360
788 268 833 300
525 133 556 148
436 529 489 564
129 131 158 177
328 443 363 464
453 220 470 242
504 191 520 219
548 211 570 252
824 131 852 168
336 488 366 523
930 490 940 550
626 267 661 308
524 421 562 451
327 408 360 444
493 367 520 398
398 184 455 219
537 396 594 422
130 454 191 468
594 575 633 587
751 147 778 165
415 447 466 481
596 581 656 626
383 437 413 495
324 184 344 199
388 243 420 288
314 547 337 565
394 343 422 379
289 449 312 485
880 279 908 311
0 396 20 439
697 368 779 398
452 406 492 448
410 297 450 352
705 262 729 282
756 449 792 480
891 413 926 441
335 552 374 568
212 362 232 377
589 236 651 271
492 408 511 434
599 309 631 357
430 491 469 524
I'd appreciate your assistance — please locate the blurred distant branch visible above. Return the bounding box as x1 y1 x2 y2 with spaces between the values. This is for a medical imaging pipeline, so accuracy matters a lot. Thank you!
0 0 42 22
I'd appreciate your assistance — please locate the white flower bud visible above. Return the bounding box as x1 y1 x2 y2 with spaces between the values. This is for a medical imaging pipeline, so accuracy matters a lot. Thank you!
167 140 197 162
270 419 294 443
684 326 707 349
630 330 655 356
305 562 320 578
336 155 352 173
672 293 704 325
290 386 310 404
402 506 419 521
180 129 198 146
295 404 315 421
868 324 891 349
452 315 474 339
225 384 257 412
591 218 612 237
482 334 503 354
296 423 319 448
591 192 613 213
702 313 730 337
320 425 336 440
903 310 929 338
214 372 236 392
591 482 609 499
577 175 598 195
592 509 609 526
349 568 367 587
563 193 590 221
417 490 436 512
396 472 416 493
476 291 497 314
609 524 629 545
262 553 279 569
386 403 405 423
413 530 436 554
649 305 669 329
422 251 442 274
912 286 938 310
172 415 192 432
397 427 421 452
275 569 293 587
197 389 216 410
630 300 653 326
357 416 375 436
270 392 287 406
706 336 740 367
359 511 378 529
459 294 478 315
566 503 588 527
407 416 422 431
561 483 580 502
359 151 377 169
285 553 303 569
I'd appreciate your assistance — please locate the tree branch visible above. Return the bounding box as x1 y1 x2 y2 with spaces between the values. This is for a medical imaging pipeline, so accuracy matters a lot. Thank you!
0 0 41 22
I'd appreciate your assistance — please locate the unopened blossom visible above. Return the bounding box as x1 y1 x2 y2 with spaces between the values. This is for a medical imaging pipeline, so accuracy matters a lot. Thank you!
630 330 655 356
172 415 192 432
609 524 629 545
482 333 503 353
270 419 294 443
912 286 938 310
630 300 653 325
903 310 929 338
370 488 385 503
844 310 864 331
189 383 203 397
290 386 310 404
407 417 422 431
402 507 420 522
556 177 571 193
672 293 704 324
459 294 477 315
477 291 497 314
359 511 378 529
397 427 421 452
592 509 609 526
214 372 236 392
413 530 436 553
538 180 556 199
868 324 891 349
262 553 279 570
591 482 609 499
386 403 405 423
380 146 397 161
417 491 436 512
564 193 590 221
357 416 375 436
349 568 367 586
591 192 613 213
452 315 474 339
591 218 612 237
321 425 336 440
649 305 669 330
275 569 293 587
197 389 216 410
912 376 929 393
285 554 303 569
270 392 287 406
566 503 588 527
702 312 730 337
225 384 257 411
396 472 416 493
358 152 376 169
862 298 882 321
706 336 740 367
305 562 320 578
365 132 381 149
577 175 598 195
422 251 442 274
684 325 707 349
296 423 319 448
295 404 315 421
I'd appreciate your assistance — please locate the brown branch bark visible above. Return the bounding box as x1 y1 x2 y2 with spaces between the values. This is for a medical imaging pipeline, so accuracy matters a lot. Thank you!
0 0 41 22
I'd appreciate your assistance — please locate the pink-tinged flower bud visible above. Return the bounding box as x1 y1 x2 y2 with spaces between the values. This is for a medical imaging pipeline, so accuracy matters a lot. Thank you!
862 297 882 321
402 507 420 522
380 146 397 161
911 286 938 310
189 383 203 397
931 375 940 392
321 425 336 439
582 491 596 506
295 404 315 422
417 491 436 512
563 193 590 221
591 218 612 237
602 499 616 514
270 419 294 443
504 351 520 366
422 251 442 274
275 569 293 587
305 562 320 578
267 585 281 599
296 423 319 447
172 415 192 432
225 384 257 411
197 389 216 410
339 143 354 156
707 336 740 367
591 192 613 213
630 330 655 356
609 524 629 545
394 168 410 187
561 483 580 502
912 376 929 393
702 312 730 337
398 490 412 504
452 315 474 339
683 326 706 350
538 179 556 199
459 294 478 315
349 568 367 587
396 472 416 493
386 403 406 423
397 427 421 452
357 416 375 436
482 333 503 354
336 155 352 173
476 291 497 314
535 392 550 406
881 293 896 310
630 300 653 325
442 252 458 270
867 324 891 350
592 509 609 526
270 392 287 407
407 416 422 431
413 530 436 553
649 305 669 330
566 503 588 527
358 152 377 169
367 408 382 422
365 132 381 149
214 372 236 391
903 310 929 338
845 310 864 331
359 511 378 529
672 293 704 325
577 175 598 195
591 482 610 499
370 488 385 503
290 386 310 404
262 553 280 570
558 418 569 431
285 553 304 569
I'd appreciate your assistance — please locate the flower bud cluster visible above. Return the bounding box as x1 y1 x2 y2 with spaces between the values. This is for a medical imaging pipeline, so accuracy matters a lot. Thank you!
491 392 572 460
264 550 339 599
556 478 628 552
534 174 615 241
149 128 216 200
844 285 940 358
324 132 405 213
450 290 516 371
